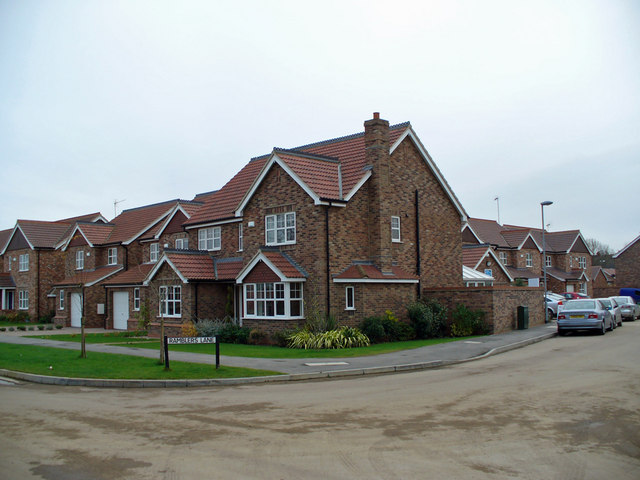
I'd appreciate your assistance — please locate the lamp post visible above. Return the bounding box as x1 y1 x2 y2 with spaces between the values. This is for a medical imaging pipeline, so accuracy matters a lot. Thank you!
541 201 553 323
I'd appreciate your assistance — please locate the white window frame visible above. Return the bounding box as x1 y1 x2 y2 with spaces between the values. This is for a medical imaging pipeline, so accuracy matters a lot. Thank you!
175 238 188 250
579 256 586 269
150 243 159 263
133 288 140 311
579 282 587 294
391 216 401 242
525 252 533 268
76 250 84 270
159 285 181 318
243 281 304 319
238 223 243 252
19 254 29 272
198 227 221 251
18 290 28 310
265 212 296 246
499 251 507 266
545 255 552 267
345 286 355 310
8 257 11 271
107 247 118 265
59 290 65 310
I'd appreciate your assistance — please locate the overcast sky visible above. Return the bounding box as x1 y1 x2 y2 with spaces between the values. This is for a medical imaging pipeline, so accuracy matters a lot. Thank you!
1 0 638 252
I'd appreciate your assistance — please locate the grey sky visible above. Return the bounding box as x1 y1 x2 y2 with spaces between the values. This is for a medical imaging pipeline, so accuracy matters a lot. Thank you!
1 0 638 251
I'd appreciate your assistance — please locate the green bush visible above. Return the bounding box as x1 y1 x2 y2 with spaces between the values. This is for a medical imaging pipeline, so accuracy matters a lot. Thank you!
55 324 63 330
8 327 15 332
37 325 45 331
17 326 26 331
39 311 55 324
451 304 490 337
0 327 6 332
288 326 370 349
46 325 54 331
359 310 415 343
272 328 297 347
248 328 268 345
407 299 447 339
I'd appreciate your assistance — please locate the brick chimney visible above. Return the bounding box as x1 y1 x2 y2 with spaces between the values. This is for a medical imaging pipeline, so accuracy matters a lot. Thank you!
364 112 393 274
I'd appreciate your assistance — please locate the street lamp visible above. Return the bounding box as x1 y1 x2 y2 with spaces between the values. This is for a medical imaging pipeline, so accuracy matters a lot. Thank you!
541 201 553 323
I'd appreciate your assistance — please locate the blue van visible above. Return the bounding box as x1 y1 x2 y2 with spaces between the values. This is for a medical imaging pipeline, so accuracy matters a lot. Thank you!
619 288 640 303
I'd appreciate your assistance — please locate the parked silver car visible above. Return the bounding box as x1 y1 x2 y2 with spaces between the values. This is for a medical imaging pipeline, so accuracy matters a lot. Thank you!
545 292 564 318
611 296 640 321
557 299 613 335
599 298 622 328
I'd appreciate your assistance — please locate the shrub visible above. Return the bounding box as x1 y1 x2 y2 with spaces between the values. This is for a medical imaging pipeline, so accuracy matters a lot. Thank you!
407 299 447 339
135 301 151 331
288 326 370 349
37 325 45 331
451 304 490 337
39 311 55 324
55 324 63 329
46 325 54 331
180 321 198 338
17 326 26 331
272 328 297 347
194 319 226 337
359 311 415 343
248 328 267 345
8 327 15 331
0 327 5 332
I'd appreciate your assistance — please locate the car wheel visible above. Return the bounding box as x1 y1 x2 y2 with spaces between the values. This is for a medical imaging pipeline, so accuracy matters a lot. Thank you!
598 322 606 335
608 319 614 331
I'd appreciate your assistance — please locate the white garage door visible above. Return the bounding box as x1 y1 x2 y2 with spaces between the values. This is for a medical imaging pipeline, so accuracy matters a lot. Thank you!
70 293 82 327
113 292 129 330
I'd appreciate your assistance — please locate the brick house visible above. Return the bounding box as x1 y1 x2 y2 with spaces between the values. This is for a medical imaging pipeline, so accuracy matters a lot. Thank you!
142 113 468 336
613 234 640 289
463 218 593 295
589 266 617 298
52 199 203 329
462 244 514 285
0 214 106 320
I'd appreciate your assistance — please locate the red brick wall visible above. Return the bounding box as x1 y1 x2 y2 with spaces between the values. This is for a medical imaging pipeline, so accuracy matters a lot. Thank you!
615 239 640 288
423 286 545 334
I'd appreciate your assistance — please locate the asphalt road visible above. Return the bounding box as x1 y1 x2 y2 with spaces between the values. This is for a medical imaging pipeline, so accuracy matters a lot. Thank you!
1 324 639 480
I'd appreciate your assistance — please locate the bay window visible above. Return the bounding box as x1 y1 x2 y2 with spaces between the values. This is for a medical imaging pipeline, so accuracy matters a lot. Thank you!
244 282 303 319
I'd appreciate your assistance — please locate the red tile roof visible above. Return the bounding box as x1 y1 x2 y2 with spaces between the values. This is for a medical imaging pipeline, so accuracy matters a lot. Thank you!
261 250 307 279
54 265 123 287
76 223 116 246
0 229 11 251
462 245 490 269
185 122 411 226
102 264 154 286
17 220 79 249
333 263 419 281
164 251 215 281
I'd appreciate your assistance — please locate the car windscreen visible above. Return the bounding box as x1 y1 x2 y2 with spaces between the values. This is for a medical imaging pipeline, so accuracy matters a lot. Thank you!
565 300 595 310
613 297 633 305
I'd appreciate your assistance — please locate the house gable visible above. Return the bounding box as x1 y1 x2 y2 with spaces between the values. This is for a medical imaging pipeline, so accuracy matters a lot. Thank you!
4 227 31 252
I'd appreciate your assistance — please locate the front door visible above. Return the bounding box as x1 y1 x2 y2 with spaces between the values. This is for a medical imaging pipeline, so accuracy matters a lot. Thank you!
70 293 82 327
566 284 574 293
113 292 129 330
5 290 14 310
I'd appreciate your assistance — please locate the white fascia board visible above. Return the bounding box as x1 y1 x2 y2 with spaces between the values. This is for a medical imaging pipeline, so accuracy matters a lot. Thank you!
60 225 94 251
333 278 419 284
122 206 175 245
520 233 542 252
461 222 483 244
184 218 242 230
235 153 321 216
236 251 307 284
570 232 594 256
475 248 514 282
613 233 640 258
143 255 189 285
394 128 468 222
0 224 29 255
153 204 191 240
343 170 372 202
85 266 124 287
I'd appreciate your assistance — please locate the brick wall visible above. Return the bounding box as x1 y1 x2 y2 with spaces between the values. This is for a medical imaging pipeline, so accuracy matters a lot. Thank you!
615 239 640 288
423 286 545 334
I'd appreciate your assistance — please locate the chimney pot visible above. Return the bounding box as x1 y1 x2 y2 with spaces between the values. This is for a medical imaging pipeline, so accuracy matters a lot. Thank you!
373 112 380 119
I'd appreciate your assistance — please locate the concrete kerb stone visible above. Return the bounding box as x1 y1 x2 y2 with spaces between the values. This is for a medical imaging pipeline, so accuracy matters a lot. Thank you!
0 331 557 388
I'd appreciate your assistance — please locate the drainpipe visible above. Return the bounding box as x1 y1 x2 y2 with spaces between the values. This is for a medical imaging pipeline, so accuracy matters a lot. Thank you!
194 282 198 320
36 250 41 320
415 190 422 299
325 206 331 315
103 286 108 329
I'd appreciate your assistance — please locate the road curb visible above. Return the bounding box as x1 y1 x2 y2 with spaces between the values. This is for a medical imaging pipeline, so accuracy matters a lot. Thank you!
0 331 557 388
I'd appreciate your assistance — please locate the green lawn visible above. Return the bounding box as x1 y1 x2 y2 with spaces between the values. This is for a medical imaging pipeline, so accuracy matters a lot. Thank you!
26 333 480 358
0 343 282 379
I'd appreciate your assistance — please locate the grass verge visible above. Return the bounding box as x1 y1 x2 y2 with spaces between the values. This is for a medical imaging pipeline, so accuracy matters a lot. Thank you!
26 333 481 358
0 343 282 379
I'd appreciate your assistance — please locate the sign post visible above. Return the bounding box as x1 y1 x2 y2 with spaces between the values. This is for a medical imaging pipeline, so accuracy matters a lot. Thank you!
164 336 219 369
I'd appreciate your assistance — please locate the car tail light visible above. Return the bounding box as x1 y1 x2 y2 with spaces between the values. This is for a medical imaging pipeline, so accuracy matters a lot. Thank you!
558 314 566 319
588 314 598 319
